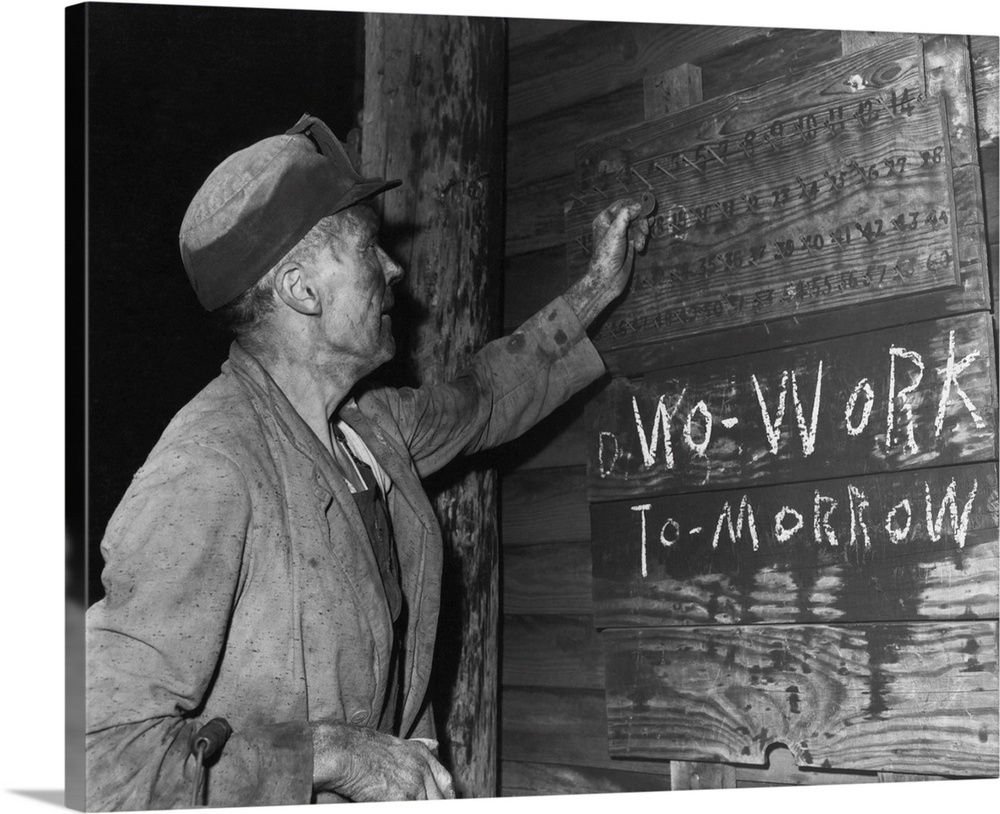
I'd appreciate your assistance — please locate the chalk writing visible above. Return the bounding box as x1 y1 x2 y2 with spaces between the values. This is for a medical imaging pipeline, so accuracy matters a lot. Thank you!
887 346 924 455
845 378 875 436
711 495 760 551
753 370 788 456
595 322 989 482
925 478 979 549
627 476 982 578
885 498 912 544
935 330 986 437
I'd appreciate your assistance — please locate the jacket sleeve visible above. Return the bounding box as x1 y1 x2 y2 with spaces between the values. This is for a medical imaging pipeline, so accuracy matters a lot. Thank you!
370 295 606 478
86 443 314 811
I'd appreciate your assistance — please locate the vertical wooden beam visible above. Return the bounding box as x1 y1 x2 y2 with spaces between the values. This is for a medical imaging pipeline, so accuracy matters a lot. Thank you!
361 13 506 799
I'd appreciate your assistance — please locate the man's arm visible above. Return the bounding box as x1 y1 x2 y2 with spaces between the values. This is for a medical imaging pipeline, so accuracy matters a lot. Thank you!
563 198 647 327
366 198 648 477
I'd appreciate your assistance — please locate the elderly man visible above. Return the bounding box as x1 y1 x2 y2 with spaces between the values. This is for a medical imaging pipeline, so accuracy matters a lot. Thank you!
86 114 647 810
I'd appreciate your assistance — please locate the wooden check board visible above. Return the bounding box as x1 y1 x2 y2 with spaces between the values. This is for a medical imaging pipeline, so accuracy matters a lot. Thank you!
566 92 961 348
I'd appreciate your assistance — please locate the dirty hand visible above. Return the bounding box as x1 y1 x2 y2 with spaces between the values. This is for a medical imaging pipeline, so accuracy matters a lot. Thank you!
565 198 650 327
311 722 456 801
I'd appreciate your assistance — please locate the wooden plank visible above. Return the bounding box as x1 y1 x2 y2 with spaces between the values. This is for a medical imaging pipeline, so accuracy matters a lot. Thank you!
501 614 604 690
500 686 672 776
599 272 992 377
670 760 736 789
507 18 588 50
877 771 952 782
586 312 998 501
592 461 998 627
502 541 594 615
970 35 999 147
505 176 575 257
701 28 843 102
508 23 775 126
501 466 589 545
603 621 1000 777
736 745 880 786
508 84 644 188
643 63 702 120
500 759 672 796
503 246 567 332
982 142 998 248
842 31 909 56
498 384 591 474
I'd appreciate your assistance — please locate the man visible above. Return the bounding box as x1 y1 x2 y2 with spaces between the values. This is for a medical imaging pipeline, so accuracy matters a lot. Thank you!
86 114 648 809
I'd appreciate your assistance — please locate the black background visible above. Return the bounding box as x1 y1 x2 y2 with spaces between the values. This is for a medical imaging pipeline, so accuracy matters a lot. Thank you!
71 2 363 604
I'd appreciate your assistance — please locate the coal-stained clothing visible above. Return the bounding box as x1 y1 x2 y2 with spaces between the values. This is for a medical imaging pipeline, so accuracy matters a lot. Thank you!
85 296 605 810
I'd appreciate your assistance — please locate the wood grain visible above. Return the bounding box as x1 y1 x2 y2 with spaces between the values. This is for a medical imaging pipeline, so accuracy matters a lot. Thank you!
500 686 672 776
505 176 576 257
701 28 843 103
502 542 594 615
586 312 998 501
502 614 604 690
500 759 672 796
643 63 702 121
970 35 999 147
506 18 587 50
501 466 590 545
508 84 644 189
508 23 775 126
592 461 998 627
671 760 736 789
603 621 999 777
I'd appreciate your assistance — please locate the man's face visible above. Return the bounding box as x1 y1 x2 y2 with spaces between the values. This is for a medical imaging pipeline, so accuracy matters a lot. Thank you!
312 205 403 374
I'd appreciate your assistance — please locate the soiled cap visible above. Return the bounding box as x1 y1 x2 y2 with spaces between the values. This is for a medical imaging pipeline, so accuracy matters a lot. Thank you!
179 114 401 311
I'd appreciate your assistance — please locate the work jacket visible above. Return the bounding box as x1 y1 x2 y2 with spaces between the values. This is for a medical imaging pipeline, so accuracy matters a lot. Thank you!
86 296 605 810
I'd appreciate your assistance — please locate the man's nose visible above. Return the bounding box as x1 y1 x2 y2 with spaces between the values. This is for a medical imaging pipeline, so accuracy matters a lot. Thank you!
378 247 404 284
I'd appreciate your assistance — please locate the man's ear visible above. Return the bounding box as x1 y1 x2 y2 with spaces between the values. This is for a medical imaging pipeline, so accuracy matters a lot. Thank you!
273 262 322 316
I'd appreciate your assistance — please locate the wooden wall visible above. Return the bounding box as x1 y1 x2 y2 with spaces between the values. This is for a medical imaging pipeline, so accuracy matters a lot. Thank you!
497 20 998 797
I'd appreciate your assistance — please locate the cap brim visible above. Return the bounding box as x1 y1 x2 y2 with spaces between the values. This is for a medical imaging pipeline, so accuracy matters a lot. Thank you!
330 177 402 214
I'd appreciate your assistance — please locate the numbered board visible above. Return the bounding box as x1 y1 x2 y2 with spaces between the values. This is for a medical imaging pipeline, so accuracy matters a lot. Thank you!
566 91 962 351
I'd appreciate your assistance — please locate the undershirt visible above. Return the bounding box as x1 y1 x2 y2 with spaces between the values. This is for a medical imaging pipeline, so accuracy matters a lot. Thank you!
332 420 404 733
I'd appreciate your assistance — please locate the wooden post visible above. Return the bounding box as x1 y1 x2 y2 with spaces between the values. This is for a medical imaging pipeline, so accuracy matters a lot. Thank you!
361 13 506 799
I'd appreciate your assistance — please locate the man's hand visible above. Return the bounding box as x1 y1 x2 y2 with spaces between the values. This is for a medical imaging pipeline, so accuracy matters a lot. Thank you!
311 721 456 801
564 198 650 328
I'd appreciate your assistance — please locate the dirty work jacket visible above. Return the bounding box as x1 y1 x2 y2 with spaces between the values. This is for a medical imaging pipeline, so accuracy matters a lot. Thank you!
86 296 605 810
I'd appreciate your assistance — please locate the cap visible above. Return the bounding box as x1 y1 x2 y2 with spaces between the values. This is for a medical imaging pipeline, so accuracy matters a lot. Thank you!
179 114 402 311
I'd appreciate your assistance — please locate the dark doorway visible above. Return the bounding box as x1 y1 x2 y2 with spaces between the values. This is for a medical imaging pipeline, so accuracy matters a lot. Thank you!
72 2 363 604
